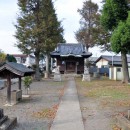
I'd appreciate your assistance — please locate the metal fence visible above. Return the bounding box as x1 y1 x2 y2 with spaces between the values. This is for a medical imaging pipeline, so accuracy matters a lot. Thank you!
89 67 109 76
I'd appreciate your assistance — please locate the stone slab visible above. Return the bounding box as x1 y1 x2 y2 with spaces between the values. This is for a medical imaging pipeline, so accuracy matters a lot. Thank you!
54 74 62 81
82 74 91 81
50 79 84 130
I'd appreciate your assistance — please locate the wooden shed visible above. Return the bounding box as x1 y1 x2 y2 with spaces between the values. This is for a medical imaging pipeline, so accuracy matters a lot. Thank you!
0 62 34 104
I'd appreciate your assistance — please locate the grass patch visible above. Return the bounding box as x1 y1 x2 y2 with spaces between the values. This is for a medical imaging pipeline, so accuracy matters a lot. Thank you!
87 87 128 99
75 77 130 100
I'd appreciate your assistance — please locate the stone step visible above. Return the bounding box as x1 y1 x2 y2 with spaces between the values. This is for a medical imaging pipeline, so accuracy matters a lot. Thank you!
0 117 17 130
0 116 8 126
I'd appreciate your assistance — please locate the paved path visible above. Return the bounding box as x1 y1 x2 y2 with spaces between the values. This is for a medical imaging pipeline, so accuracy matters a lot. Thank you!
50 78 84 130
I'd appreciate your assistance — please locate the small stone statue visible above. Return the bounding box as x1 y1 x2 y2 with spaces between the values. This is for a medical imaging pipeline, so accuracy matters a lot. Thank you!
82 66 91 81
84 66 89 74
54 66 61 81
55 66 60 74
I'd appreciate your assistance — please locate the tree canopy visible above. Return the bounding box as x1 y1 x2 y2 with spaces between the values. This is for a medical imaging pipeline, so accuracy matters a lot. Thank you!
0 50 6 62
6 54 17 62
111 12 130 54
15 0 65 80
75 0 100 49
101 0 128 31
100 0 130 83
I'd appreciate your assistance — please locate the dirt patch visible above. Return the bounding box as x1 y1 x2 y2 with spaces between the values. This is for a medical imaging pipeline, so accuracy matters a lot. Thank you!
75 77 130 130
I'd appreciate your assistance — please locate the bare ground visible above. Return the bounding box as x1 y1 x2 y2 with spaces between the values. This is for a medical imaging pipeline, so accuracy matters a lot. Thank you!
0 78 66 130
75 77 130 130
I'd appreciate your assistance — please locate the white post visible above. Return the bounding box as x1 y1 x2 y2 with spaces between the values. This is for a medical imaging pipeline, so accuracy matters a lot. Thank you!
51 58 53 71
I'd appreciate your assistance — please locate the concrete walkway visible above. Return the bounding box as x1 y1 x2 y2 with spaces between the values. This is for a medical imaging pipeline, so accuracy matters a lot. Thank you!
50 78 84 130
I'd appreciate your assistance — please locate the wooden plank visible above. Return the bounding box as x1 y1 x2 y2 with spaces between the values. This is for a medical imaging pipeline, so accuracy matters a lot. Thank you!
7 74 11 104
18 77 21 90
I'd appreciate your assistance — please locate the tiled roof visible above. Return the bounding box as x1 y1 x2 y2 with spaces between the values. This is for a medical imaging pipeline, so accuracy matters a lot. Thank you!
89 57 98 62
12 54 35 58
12 54 27 58
95 55 130 63
0 62 34 77
50 43 92 58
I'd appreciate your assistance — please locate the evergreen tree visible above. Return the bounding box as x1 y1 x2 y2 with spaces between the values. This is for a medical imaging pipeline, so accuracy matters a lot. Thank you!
100 0 130 83
111 12 130 83
0 50 6 63
6 54 17 62
15 0 65 80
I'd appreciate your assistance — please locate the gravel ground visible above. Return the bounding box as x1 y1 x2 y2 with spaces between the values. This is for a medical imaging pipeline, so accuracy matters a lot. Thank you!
0 78 66 130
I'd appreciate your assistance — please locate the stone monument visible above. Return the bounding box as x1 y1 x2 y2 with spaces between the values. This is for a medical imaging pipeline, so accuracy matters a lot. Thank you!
82 66 91 81
0 108 17 130
54 66 62 81
93 68 100 79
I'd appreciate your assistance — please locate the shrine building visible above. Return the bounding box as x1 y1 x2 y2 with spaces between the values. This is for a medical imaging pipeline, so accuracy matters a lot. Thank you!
50 43 92 74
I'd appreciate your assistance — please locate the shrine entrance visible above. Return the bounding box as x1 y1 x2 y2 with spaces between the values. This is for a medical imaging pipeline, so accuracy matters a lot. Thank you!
66 62 76 72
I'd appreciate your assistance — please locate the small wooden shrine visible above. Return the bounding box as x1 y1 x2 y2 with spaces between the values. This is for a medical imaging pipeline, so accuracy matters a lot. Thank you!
0 62 34 104
50 43 92 74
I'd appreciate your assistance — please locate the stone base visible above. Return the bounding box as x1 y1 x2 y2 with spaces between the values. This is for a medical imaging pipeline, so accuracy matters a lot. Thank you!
54 73 62 81
0 117 17 130
0 108 17 130
44 72 49 78
22 95 31 99
11 90 22 104
82 74 91 81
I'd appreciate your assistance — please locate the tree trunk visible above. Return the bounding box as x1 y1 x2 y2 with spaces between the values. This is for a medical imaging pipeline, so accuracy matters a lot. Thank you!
35 52 40 81
45 53 50 78
121 52 129 83
85 45 89 67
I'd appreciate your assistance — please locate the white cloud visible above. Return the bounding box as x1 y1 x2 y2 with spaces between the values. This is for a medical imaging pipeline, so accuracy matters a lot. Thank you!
0 0 103 55
55 0 102 43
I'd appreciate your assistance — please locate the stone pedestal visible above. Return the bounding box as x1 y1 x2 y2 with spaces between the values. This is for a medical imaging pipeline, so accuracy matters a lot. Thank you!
82 66 91 81
82 74 91 81
54 73 62 81
93 72 100 79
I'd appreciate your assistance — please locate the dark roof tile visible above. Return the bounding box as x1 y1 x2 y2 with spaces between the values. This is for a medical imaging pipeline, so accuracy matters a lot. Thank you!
0 62 34 77
50 43 92 58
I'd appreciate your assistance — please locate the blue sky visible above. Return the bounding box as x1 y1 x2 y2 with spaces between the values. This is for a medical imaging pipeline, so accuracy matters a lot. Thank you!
0 0 112 56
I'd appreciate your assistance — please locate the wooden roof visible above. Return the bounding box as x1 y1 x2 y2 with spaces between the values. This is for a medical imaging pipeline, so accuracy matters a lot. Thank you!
0 62 34 78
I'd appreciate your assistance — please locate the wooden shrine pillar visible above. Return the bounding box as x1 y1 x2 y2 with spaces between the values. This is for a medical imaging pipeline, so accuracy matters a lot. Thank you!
18 77 21 90
7 74 11 104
